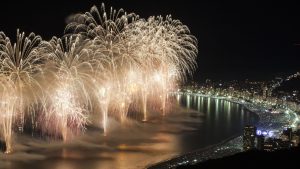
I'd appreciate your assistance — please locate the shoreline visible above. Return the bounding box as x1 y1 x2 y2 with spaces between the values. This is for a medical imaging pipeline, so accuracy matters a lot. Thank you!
148 92 292 169
147 134 241 169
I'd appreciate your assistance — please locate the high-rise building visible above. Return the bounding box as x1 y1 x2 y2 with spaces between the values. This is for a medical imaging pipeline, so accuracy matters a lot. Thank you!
256 135 265 150
283 127 293 141
263 138 279 152
277 140 292 150
291 132 300 146
243 125 257 151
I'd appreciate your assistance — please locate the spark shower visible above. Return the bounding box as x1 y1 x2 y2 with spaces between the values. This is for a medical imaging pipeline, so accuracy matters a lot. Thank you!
0 3 198 154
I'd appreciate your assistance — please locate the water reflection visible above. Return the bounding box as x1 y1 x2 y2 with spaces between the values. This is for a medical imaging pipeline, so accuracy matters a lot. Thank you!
177 93 257 150
1 94 257 169
186 94 191 109
215 99 219 121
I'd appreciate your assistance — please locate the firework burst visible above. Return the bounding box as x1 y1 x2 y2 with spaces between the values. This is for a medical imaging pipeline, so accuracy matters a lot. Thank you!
0 76 17 154
38 35 95 141
0 30 44 152
0 3 198 153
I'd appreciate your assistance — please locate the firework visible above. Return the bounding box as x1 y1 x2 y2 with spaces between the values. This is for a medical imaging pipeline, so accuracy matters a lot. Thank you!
126 15 198 115
97 86 110 136
0 76 16 154
38 35 95 141
65 3 197 124
65 3 138 39
0 3 198 152
0 30 43 152
0 30 44 125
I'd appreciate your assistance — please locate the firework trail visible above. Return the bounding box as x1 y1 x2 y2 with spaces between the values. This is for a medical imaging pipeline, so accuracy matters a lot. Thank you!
0 3 198 152
0 77 17 154
0 30 44 152
38 35 95 141
65 3 198 124
66 3 140 124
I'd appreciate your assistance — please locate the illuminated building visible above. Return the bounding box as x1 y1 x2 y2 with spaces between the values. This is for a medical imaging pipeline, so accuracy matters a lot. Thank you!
283 127 293 141
263 138 278 152
243 125 256 151
291 133 300 146
277 140 292 150
263 138 292 151
256 135 265 151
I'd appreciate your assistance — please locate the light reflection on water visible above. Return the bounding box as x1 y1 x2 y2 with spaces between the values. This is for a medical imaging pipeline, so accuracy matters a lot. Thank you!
0 94 257 169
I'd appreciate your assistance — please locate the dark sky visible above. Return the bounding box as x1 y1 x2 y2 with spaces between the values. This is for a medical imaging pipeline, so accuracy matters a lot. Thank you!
0 0 299 81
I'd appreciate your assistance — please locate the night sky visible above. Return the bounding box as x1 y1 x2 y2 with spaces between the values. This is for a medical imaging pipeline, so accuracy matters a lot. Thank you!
0 0 299 81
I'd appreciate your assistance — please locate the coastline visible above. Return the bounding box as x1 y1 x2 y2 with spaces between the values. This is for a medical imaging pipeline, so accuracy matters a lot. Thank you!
147 134 242 169
148 92 294 169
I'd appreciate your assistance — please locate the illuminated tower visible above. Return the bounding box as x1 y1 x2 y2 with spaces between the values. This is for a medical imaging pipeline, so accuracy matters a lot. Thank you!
243 125 257 151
